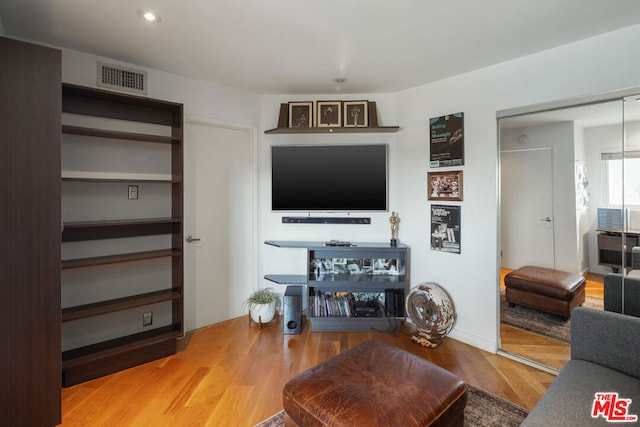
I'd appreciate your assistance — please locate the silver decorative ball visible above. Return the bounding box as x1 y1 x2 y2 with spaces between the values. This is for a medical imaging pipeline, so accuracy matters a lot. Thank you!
405 282 455 348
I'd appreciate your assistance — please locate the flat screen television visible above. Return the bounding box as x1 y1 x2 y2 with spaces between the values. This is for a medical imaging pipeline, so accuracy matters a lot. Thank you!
271 144 388 211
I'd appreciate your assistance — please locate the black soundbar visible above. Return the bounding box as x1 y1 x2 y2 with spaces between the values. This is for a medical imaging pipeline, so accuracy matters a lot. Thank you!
282 216 371 224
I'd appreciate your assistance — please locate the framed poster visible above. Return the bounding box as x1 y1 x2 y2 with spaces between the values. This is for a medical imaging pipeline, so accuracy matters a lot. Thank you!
317 101 342 127
430 204 461 254
428 170 463 201
288 102 314 128
429 112 464 167
343 101 368 127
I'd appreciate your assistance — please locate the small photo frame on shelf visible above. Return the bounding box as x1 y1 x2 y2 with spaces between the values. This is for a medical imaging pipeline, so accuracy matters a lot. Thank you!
343 101 368 127
288 102 314 128
428 170 463 201
317 101 342 127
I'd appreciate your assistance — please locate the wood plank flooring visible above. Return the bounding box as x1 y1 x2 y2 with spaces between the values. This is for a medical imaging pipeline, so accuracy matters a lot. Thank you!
59 271 605 426
60 315 556 426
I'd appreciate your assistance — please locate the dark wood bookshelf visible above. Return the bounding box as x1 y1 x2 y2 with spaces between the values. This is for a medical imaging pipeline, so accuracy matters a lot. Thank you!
61 175 178 183
61 325 180 386
62 289 181 322
61 83 184 387
62 217 181 241
1 36 62 425
62 248 181 270
62 124 179 144
62 325 181 368
62 83 182 127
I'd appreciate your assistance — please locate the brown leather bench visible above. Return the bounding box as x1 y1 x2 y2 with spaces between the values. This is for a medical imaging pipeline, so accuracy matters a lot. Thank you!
283 340 468 426
504 265 586 319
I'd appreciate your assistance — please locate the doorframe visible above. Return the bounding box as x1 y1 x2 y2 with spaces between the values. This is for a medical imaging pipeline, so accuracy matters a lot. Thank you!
184 116 259 328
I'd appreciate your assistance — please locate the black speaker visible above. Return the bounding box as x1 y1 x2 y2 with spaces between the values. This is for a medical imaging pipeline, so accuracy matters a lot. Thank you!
283 286 303 334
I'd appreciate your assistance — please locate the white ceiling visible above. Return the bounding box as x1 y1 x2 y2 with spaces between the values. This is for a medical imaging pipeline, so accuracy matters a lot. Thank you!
3 0 640 95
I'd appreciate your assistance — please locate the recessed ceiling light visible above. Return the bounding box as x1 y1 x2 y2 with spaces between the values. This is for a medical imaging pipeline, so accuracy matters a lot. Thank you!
137 10 161 23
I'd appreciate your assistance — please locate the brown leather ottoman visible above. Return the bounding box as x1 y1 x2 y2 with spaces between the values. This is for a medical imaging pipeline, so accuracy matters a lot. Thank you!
282 340 468 427
504 265 586 319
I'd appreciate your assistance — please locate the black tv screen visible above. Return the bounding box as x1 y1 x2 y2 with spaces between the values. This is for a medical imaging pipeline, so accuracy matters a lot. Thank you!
271 144 388 211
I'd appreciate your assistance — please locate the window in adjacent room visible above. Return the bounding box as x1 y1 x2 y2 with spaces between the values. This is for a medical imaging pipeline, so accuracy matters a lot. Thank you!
602 150 640 207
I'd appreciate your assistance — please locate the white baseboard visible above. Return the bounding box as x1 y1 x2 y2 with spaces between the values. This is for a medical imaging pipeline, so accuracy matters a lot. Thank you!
448 328 498 354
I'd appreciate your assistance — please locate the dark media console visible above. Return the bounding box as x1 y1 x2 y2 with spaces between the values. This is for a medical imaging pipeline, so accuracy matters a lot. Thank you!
282 216 371 224
264 240 409 332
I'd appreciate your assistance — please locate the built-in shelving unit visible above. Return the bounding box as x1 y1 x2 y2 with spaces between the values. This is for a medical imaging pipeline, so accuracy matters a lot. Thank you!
60 83 184 387
264 241 409 332
1 36 62 425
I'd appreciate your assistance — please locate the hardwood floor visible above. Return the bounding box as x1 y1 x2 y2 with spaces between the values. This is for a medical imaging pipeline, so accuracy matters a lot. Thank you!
58 271 605 426
60 315 556 426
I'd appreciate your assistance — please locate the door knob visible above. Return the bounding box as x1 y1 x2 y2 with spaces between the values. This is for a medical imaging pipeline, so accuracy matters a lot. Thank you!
539 217 552 222
185 235 201 243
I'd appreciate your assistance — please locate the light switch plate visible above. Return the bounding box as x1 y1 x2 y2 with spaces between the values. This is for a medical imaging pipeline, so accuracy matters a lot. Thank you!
128 185 138 200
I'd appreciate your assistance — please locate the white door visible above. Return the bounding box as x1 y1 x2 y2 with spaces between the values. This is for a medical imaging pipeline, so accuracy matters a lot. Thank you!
500 148 555 269
183 120 256 331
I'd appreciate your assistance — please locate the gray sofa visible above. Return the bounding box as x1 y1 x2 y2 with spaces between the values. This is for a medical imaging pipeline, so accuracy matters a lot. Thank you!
522 307 640 426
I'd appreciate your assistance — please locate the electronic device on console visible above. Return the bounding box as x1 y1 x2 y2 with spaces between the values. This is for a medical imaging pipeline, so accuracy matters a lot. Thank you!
324 240 353 247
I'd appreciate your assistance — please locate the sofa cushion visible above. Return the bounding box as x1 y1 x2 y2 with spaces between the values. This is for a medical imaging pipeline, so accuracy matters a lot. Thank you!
571 307 640 379
522 360 640 426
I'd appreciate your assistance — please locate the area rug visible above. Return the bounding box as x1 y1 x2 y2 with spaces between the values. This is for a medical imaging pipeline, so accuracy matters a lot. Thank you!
253 384 528 427
500 293 603 343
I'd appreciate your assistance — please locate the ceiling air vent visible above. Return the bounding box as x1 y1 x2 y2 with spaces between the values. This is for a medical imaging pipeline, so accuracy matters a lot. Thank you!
97 62 147 94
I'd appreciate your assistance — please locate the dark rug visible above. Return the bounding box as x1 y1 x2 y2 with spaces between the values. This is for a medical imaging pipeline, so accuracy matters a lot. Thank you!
500 293 603 343
254 384 528 427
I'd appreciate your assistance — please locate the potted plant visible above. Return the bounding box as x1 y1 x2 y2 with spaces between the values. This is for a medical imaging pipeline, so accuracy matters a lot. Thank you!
243 288 281 325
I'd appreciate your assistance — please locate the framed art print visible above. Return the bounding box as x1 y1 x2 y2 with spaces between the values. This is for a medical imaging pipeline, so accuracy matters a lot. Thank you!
343 101 368 127
288 102 314 128
317 101 342 127
428 170 463 201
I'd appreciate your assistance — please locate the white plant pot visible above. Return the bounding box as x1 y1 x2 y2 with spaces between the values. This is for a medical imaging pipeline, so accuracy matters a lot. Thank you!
250 301 276 324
